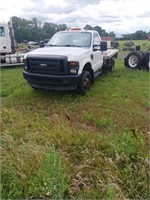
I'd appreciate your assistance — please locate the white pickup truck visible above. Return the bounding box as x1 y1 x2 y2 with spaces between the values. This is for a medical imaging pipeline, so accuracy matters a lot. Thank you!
23 28 118 94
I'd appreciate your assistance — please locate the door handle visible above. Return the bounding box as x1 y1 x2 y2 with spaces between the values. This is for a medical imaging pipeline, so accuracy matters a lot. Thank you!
90 54 93 60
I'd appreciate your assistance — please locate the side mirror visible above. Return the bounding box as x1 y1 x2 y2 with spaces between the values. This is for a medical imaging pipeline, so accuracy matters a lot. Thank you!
100 41 107 51
39 41 45 48
93 44 100 51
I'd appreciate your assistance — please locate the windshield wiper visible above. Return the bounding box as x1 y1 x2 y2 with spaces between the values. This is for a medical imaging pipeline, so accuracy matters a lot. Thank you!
46 44 61 47
46 44 82 47
61 44 82 47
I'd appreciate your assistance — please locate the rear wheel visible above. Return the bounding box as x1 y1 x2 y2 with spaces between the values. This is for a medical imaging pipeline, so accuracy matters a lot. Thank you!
125 51 144 69
77 71 92 95
145 53 150 70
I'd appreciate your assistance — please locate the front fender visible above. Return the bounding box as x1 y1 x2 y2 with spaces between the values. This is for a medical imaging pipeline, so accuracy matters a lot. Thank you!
78 57 93 74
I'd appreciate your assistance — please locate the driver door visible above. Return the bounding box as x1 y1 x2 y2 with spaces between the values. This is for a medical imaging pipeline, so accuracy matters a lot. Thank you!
92 33 103 72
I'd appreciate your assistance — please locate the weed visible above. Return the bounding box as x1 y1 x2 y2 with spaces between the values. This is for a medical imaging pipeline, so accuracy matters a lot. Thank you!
106 184 117 199
28 146 68 199
1 142 68 199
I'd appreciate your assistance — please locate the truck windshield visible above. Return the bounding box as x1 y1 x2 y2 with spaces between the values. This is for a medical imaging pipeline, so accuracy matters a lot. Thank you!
46 32 91 48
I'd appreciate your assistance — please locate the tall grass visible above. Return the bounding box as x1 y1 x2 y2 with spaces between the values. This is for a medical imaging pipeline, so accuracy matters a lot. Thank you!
1 58 149 199
1 142 68 199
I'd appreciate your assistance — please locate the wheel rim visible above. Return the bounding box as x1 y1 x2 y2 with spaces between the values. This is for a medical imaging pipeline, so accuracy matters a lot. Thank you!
83 77 90 90
128 55 138 68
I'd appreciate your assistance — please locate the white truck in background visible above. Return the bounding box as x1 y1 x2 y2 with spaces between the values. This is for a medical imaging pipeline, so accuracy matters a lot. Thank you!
23 28 118 94
0 23 12 54
0 18 24 65
0 18 16 55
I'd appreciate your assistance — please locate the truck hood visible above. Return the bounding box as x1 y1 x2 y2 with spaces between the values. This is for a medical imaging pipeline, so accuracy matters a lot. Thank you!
25 46 89 61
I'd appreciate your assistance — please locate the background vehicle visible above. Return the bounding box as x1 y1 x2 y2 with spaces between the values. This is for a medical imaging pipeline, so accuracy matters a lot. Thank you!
0 18 24 65
28 41 38 45
124 48 150 70
0 23 12 55
0 18 17 55
23 28 118 94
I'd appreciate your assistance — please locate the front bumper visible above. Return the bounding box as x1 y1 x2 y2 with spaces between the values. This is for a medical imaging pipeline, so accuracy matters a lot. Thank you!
23 71 81 91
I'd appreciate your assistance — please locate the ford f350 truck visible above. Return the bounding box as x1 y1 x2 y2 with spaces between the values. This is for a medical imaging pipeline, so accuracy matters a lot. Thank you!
23 28 118 94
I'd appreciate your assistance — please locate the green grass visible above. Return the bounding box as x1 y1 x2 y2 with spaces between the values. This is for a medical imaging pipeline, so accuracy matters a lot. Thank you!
1 59 149 199
118 39 150 52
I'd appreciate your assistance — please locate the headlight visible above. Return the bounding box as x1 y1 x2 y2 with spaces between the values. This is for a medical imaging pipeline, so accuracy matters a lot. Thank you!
68 61 79 74
70 68 78 74
68 61 79 67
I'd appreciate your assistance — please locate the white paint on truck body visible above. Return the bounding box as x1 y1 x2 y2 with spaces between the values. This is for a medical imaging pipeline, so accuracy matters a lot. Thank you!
23 29 119 93
24 30 104 75
0 23 11 54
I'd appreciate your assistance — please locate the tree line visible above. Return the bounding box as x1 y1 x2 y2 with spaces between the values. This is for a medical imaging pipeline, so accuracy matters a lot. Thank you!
12 16 149 43
121 30 148 40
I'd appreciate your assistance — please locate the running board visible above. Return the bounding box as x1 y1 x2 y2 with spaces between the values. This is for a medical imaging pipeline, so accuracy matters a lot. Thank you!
94 70 102 78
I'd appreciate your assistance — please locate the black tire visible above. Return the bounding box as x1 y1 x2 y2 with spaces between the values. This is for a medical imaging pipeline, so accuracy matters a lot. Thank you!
109 58 115 72
77 71 92 95
125 51 144 69
102 58 115 73
145 53 150 70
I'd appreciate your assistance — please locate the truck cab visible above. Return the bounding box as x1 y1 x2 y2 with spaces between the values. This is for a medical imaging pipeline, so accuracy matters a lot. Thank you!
0 23 12 55
23 29 118 94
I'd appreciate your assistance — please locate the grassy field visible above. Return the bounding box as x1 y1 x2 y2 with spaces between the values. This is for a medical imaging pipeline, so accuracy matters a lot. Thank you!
118 39 150 52
1 58 149 199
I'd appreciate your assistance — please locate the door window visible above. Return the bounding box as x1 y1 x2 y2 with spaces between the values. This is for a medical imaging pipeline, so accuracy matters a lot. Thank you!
0 27 5 36
93 33 100 45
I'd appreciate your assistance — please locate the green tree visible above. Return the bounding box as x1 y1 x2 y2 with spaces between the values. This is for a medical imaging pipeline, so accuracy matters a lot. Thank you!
108 31 116 38
84 24 109 36
121 30 147 40
84 24 93 30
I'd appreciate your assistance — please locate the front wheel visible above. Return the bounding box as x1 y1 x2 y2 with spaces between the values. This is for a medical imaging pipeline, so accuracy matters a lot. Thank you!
77 71 92 95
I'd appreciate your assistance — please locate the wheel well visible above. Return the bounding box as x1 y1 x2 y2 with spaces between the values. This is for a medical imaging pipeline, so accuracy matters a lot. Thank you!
83 63 94 83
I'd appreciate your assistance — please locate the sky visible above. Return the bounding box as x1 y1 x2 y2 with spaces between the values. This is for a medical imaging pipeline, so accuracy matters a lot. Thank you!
0 0 149 36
